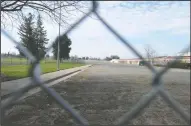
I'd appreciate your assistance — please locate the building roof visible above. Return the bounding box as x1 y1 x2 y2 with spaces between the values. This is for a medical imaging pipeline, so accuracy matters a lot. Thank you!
117 56 190 61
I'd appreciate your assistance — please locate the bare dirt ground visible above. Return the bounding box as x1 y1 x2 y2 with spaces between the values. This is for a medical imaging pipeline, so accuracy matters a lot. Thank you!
2 64 190 126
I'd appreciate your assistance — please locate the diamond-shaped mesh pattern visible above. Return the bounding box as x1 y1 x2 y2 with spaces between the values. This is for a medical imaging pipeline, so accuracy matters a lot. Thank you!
1 1 190 125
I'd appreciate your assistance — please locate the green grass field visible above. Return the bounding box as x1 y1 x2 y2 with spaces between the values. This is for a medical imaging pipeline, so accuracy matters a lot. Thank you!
1 62 84 80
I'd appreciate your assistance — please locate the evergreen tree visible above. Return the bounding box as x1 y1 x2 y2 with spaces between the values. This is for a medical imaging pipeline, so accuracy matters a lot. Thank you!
52 34 72 61
17 13 37 58
17 13 48 60
35 14 49 60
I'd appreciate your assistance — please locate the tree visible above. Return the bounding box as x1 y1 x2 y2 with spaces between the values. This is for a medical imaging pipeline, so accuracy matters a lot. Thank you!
17 13 37 59
85 57 89 60
105 57 112 61
104 55 120 61
46 54 50 58
144 44 157 64
110 55 120 59
1 1 89 28
35 14 49 60
52 34 72 61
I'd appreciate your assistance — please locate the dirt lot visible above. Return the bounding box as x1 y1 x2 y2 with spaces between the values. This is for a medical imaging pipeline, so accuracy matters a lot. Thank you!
2 64 190 126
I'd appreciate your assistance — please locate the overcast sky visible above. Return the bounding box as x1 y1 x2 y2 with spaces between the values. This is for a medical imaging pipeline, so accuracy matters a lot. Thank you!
1 1 190 59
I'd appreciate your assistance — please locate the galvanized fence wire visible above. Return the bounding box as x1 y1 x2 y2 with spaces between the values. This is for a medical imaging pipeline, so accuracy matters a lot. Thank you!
1 1 190 125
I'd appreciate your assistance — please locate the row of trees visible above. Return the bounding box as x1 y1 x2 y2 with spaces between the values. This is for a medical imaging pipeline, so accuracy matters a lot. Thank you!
17 13 71 61
70 56 101 60
104 45 157 63
104 55 120 61
1 52 19 57
103 45 157 63
81 57 100 60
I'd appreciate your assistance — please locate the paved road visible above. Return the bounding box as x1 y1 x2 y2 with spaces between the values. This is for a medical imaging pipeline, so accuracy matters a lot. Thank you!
3 64 190 126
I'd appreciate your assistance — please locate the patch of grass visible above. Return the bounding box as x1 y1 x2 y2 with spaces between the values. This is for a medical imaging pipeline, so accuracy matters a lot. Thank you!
1 65 29 78
1 62 84 81
41 62 84 74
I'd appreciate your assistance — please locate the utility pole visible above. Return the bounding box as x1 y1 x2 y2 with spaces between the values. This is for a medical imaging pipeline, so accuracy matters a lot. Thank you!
57 1 61 71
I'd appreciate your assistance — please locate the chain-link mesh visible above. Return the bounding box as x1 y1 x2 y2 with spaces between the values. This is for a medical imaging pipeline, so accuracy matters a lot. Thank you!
1 1 190 125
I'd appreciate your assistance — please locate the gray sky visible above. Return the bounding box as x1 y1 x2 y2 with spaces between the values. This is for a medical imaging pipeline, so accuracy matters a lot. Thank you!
1 1 190 59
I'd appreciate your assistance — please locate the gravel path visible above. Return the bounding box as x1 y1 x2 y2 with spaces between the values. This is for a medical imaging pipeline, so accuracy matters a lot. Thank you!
2 64 190 126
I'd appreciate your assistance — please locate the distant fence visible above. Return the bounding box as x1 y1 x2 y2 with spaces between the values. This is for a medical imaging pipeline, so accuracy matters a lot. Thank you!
1 56 29 65
1 56 87 65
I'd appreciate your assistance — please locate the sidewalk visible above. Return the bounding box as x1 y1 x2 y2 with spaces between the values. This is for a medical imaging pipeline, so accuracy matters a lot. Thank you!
1 65 91 97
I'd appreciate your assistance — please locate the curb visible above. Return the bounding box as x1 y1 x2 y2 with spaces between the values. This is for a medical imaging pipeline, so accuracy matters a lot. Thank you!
1 65 92 100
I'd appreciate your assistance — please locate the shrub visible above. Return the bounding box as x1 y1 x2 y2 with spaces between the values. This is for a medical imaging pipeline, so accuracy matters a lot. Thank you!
154 62 190 69
167 62 190 69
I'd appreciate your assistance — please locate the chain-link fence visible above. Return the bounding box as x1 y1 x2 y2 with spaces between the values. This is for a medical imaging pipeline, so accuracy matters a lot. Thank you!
1 1 190 125
1 56 85 65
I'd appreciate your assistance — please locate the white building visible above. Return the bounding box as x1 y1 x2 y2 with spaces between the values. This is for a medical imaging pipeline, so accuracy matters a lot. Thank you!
177 51 190 56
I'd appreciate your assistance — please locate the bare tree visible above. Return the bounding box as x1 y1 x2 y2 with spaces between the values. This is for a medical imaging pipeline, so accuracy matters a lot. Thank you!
1 1 90 28
1 1 183 30
144 44 157 64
